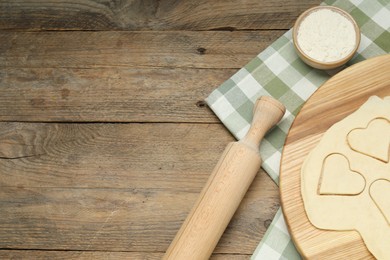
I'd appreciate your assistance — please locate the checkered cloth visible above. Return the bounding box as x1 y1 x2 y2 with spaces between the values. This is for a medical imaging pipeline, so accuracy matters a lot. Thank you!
205 0 390 259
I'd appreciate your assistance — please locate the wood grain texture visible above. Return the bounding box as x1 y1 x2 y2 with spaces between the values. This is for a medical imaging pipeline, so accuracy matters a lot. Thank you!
0 0 321 31
0 30 285 123
0 122 279 253
0 67 229 123
280 55 390 259
0 31 285 69
0 250 250 260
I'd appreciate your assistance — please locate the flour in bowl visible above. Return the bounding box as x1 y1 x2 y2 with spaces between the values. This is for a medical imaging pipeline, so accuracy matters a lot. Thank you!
297 8 357 62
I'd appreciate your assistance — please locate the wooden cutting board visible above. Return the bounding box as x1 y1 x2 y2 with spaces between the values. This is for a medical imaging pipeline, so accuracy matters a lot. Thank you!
279 54 390 259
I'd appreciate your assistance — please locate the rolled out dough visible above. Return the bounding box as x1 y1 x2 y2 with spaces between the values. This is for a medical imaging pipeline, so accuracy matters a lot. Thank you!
301 96 390 259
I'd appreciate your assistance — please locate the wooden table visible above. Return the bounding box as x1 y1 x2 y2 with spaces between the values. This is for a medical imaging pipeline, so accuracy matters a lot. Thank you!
0 1 321 259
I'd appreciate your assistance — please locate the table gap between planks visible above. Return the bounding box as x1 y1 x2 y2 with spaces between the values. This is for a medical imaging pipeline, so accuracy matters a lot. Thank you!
0 1 321 259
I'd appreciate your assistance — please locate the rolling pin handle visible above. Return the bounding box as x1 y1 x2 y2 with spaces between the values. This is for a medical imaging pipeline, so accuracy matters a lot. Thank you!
241 96 286 150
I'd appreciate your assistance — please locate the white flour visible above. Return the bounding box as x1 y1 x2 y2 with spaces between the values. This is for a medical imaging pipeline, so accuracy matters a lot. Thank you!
297 9 356 62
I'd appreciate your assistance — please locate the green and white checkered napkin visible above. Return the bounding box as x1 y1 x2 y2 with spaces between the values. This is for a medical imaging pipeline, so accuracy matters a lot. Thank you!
205 0 390 258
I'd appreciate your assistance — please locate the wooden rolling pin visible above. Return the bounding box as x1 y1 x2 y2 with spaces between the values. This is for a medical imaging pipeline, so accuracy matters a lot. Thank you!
163 96 286 260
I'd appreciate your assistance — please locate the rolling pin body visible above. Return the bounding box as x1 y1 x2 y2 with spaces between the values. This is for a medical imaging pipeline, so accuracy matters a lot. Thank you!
163 96 285 260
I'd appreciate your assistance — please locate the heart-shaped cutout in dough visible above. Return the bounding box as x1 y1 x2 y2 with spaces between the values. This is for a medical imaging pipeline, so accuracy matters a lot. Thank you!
348 118 390 163
319 153 366 195
370 179 390 226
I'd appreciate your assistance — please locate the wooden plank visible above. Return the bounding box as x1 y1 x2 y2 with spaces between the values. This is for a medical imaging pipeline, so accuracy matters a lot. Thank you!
0 30 286 123
0 31 285 69
0 67 231 123
0 184 278 253
0 122 279 253
0 251 163 260
0 0 322 31
0 123 233 188
0 250 250 260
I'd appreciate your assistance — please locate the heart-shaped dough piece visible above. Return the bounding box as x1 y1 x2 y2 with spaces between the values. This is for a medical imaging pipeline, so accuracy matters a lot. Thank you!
370 179 390 226
319 153 366 195
348 118 390 162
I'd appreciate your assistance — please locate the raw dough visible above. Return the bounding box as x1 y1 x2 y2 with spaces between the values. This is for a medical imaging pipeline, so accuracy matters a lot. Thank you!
319 153 365 195
348 118 390 162
301 96 390 259
370 179 390 226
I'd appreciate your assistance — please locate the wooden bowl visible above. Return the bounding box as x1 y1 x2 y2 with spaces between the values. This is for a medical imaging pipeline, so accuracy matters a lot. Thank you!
292 6 360 70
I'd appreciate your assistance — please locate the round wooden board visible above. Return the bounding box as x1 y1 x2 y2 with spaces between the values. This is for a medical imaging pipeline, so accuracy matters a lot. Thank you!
279 54 390 259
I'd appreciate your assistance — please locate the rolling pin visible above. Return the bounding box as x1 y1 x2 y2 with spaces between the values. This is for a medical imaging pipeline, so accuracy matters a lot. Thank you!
163 96 286 260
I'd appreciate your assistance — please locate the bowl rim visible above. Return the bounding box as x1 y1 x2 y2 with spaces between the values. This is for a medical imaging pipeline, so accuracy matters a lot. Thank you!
292 6 361 66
